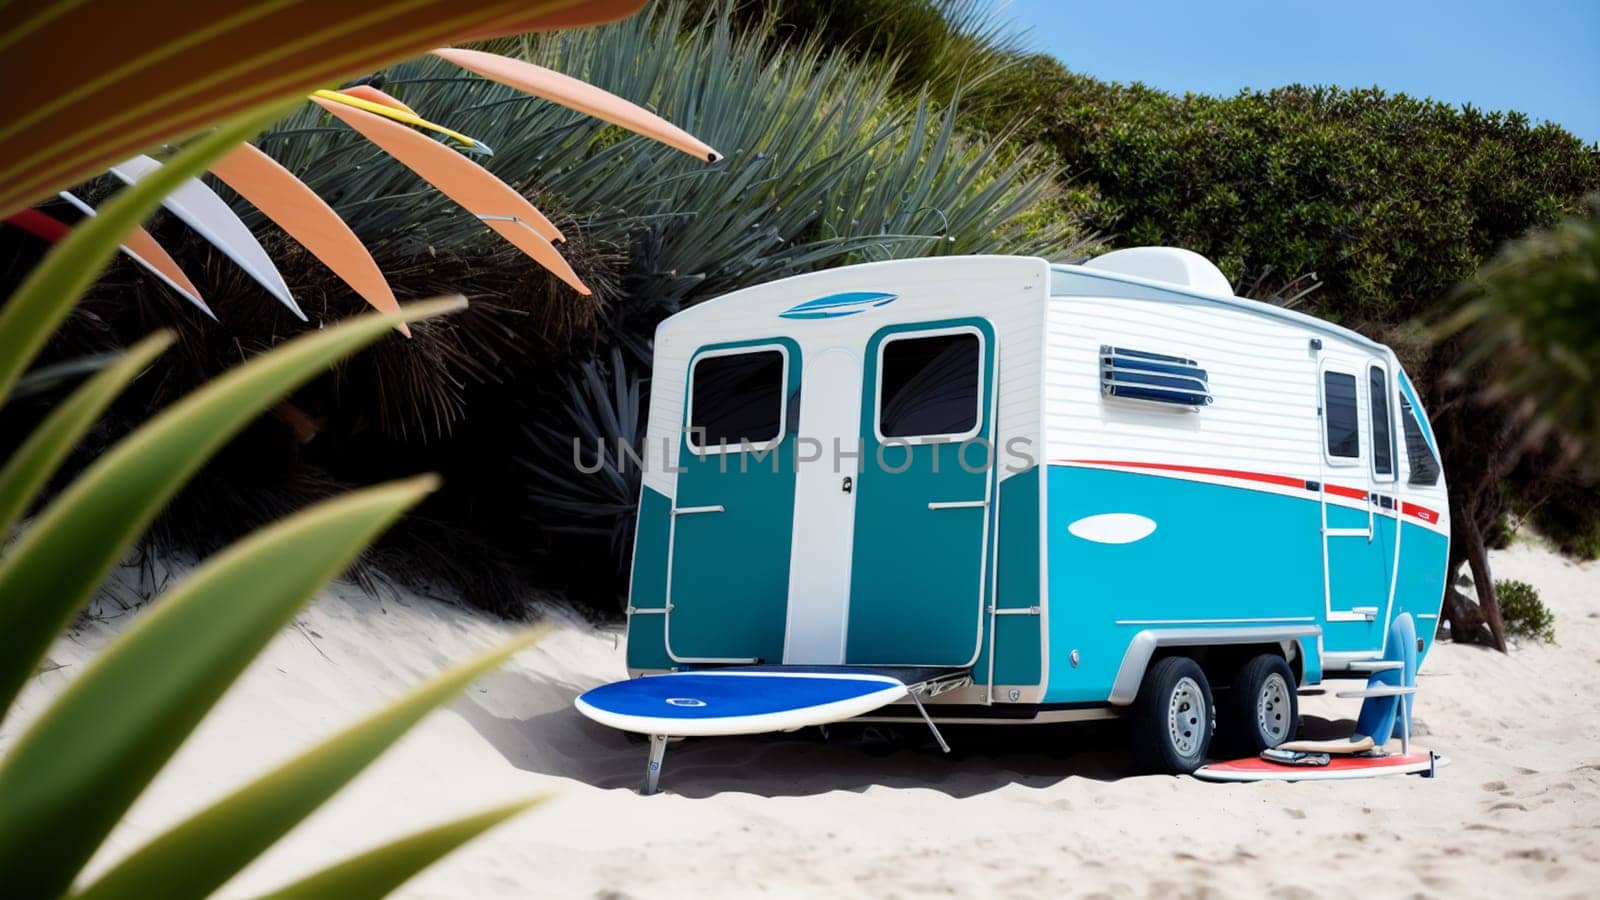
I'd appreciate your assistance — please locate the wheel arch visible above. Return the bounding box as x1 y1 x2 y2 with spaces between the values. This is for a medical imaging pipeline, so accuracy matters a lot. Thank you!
1109 626 1319 706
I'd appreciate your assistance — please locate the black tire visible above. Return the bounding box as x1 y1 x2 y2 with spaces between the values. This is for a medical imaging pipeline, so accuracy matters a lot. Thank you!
1130 656 1214 774
1217 654 1299 756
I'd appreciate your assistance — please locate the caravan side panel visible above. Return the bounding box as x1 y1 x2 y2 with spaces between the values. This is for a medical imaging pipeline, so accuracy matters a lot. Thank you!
1040 286 1334 702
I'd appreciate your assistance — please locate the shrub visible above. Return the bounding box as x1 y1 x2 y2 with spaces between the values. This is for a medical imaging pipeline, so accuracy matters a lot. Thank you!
1496 579 1556 643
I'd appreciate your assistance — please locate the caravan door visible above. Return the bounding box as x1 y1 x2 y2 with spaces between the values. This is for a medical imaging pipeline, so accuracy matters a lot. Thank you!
1317 353 1392 656
846 319 997 666
664 341 800 664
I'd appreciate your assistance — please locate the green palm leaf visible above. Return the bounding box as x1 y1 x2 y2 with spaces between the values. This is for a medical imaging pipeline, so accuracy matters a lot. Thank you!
0 333 172 540
254 797 545 900
0 298 463 721
0 476 438 898
76 627 549 900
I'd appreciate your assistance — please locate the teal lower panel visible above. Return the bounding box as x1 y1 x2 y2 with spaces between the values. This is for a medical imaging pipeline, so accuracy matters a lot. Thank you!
1044 466 1326 703
1042 465 1451 702
625 613 671 671
973 466 1042 686
1395 522 1450 662
625 486 673 670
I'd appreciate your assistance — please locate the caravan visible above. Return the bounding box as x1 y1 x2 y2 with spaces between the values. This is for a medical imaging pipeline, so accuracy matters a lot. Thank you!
577 248 1451 790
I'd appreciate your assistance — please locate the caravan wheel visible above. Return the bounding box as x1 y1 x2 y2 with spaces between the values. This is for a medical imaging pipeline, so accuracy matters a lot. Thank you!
1217 654 1299 756
1130 656 1214 774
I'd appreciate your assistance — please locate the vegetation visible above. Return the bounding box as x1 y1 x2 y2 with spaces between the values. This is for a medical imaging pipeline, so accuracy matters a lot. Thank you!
2 1 1079 611
1495 579 1556 644
0 2 660 897
4 0 1596 642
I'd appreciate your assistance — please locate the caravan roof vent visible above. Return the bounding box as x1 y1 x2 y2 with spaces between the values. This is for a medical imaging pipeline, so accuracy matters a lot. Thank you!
1082 247 1233 297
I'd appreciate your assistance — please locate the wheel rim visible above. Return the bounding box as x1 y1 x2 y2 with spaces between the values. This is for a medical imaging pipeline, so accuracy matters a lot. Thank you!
1166 676 1206 757
1256 672 1292 744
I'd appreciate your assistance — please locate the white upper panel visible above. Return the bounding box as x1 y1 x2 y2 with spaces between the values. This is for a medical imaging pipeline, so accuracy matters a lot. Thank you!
644 256 1050 498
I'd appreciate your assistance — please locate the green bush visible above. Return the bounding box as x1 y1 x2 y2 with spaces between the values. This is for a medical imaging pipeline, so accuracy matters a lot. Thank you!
971 57 1600 324
1496 579 1556 643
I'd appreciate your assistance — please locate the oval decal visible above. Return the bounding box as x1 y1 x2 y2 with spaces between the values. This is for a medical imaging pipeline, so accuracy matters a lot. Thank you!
1067 513 1156 545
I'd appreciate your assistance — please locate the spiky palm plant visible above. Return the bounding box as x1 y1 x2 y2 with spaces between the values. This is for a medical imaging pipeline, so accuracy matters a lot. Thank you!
9 0 1080 613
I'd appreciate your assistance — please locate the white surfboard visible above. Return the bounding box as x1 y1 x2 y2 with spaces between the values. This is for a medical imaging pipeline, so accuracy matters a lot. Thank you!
58 191 214 319
575 668 911 737
109 154 304 320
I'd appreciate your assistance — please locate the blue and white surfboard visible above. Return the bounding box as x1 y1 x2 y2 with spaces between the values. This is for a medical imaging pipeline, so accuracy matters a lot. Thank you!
574 668 909 736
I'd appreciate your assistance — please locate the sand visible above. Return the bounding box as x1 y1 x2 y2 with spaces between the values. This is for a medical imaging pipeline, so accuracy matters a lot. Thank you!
6 539 1598 898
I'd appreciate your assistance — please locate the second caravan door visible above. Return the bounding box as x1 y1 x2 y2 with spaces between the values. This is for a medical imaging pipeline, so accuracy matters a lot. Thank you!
846 320 996 666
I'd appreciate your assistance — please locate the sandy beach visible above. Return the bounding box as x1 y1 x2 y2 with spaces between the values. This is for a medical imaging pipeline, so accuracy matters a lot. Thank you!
7 539 1597 898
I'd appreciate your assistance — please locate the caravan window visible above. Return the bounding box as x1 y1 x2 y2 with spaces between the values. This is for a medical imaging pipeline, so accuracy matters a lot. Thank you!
1400 396 1441 486
688 349 785 451
878 332 981 439
1369 366 1395 478
1323 371 1360 459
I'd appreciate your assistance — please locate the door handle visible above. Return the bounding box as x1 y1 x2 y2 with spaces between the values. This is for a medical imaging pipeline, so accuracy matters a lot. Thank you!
673 505 725 516
928 500 987 511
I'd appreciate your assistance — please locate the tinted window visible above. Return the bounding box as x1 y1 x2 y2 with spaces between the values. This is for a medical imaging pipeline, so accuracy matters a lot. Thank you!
1323 371 1359 458
689 350 784 449
879 333 981 438
1369 366 1394 476
1400 397 1441 486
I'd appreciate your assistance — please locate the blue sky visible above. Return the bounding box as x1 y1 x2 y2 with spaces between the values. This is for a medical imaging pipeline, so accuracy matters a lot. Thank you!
1001 0 1600 143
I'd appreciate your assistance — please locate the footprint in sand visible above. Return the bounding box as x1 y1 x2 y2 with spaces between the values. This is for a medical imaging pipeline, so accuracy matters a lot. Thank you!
1481 780 1508 793
1488 801 1528 812
1284 808 1307 820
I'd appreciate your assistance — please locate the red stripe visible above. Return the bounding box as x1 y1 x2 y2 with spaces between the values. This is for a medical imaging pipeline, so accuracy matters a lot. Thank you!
1064 459 1305 490
1401 502 1441 525
3 208 70 243
1062 458 1443 526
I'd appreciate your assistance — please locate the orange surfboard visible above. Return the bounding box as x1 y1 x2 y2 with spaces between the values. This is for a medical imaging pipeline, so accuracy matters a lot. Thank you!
431 48 722 163
312 96 586 294
210 143 408 336
54 193 213 319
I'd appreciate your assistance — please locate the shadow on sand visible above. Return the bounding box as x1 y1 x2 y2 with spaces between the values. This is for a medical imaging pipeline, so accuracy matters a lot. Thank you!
449 667 1145 799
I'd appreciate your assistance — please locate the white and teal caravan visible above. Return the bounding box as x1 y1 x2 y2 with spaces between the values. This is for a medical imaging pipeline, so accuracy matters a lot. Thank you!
576 248 1451 792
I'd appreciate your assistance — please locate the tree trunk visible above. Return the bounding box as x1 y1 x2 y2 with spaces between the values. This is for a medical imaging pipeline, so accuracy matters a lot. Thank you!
1458 512 1508 651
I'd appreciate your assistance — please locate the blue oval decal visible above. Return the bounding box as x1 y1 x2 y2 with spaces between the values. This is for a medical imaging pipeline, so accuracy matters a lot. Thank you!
779 291 897 320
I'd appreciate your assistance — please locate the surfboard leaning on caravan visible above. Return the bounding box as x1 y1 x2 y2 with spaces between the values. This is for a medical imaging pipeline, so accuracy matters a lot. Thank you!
574 247 1451 793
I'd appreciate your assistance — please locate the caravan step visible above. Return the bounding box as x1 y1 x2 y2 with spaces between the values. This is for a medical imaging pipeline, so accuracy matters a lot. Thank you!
1344 660 1405 673
1335 685 1417 699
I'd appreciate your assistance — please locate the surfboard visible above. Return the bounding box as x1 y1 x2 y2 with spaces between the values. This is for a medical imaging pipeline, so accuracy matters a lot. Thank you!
109 154 304 320
1193 750 1448 783
575 669 910 737
208 143 406 335
56 192 213 319
312 97 585 293
431 48 723 163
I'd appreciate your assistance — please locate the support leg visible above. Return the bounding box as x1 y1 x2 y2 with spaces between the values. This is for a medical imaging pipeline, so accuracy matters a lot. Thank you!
643 734 669 795
907 689 951 754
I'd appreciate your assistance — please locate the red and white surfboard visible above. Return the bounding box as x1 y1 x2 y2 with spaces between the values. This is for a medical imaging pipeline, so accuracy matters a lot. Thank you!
1194 751 1448 782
